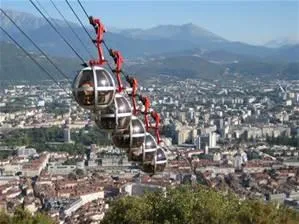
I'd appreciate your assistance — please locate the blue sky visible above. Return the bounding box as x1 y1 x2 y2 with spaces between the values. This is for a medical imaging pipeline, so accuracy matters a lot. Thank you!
1 0 298 45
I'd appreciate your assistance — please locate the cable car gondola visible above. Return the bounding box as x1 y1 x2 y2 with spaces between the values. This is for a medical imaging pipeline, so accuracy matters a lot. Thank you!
143 133 158 163
94 93 132 132
112 116 146 151
128 132 158 163
142 146 167 174
72 66 116 110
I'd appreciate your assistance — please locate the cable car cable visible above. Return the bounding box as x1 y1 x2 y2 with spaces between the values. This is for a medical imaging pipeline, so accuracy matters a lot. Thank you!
37 0 115 75
65 0 94 43
66 0 116 73
102 40 131 79
29 0 86 65
74 1 122 76
74 0 156 104
48 0 94 59
35 0 52 19
0 26 72 98
77 0 89 20
0 9 71 81
36 0 93 59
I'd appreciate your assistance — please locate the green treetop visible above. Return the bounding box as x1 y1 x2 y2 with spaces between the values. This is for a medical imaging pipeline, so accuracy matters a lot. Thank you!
102 186 299 224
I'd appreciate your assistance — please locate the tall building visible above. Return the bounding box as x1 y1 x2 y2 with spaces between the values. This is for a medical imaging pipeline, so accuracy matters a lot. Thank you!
199 134 209 149
177 127 194 145
64 127 71 143
204 145 209 155
178 112 186 123
215 118 224 130
209 132 217 148
187 109 194 120
195 136 200 150
63 119 71 143
199 132 217 150
177 129 189 145
234 152 243 171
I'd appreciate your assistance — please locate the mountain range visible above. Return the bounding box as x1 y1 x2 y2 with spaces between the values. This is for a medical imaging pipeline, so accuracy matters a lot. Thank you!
0 9 298 81
264 36 299 48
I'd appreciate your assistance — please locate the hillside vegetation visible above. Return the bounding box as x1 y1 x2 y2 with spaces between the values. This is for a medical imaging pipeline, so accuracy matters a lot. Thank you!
0 207 54 224
0 41 80 82
2 41 298 82
102 186 299 224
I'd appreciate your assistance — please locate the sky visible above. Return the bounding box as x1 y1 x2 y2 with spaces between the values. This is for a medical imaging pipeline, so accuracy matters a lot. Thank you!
1 0 298 45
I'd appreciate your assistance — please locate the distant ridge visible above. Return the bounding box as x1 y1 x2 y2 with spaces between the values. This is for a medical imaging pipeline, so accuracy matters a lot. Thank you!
119 23 227 43
264 37 299 48
0 9 280 58
0 9 298 81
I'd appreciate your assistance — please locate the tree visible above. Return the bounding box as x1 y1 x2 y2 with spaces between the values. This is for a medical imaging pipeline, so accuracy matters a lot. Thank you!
0 211 10 224
68 172 77 180
75 168 84 177
0 207 55 224
102 186 299 224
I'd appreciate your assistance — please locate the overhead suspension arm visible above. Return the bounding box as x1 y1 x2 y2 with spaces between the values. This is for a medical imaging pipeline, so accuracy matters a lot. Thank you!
138 94 151 130
150 110 162 144
88 16 106 66
138 95 162 143
125 75 139 114
109 49 124 92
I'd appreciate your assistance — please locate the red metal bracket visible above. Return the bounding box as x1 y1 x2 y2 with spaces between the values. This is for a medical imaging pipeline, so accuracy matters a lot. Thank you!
150 111 162 144
110 49 124 92
89 17 106 66
125 76 139 114
139 95 151 131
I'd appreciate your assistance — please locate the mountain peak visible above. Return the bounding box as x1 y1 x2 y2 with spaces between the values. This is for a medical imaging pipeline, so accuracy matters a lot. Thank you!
0 9 46 31
0 8 79 32
120 23 227 43
182 22 197 28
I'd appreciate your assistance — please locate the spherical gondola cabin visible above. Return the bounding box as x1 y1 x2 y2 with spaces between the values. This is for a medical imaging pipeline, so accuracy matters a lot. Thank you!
155 146 167 172
142 146 167 174
112 116 146 151
127 147 142 162
72 66 116 110
94 93 132 132
142 133 158 163
127 132 157 163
